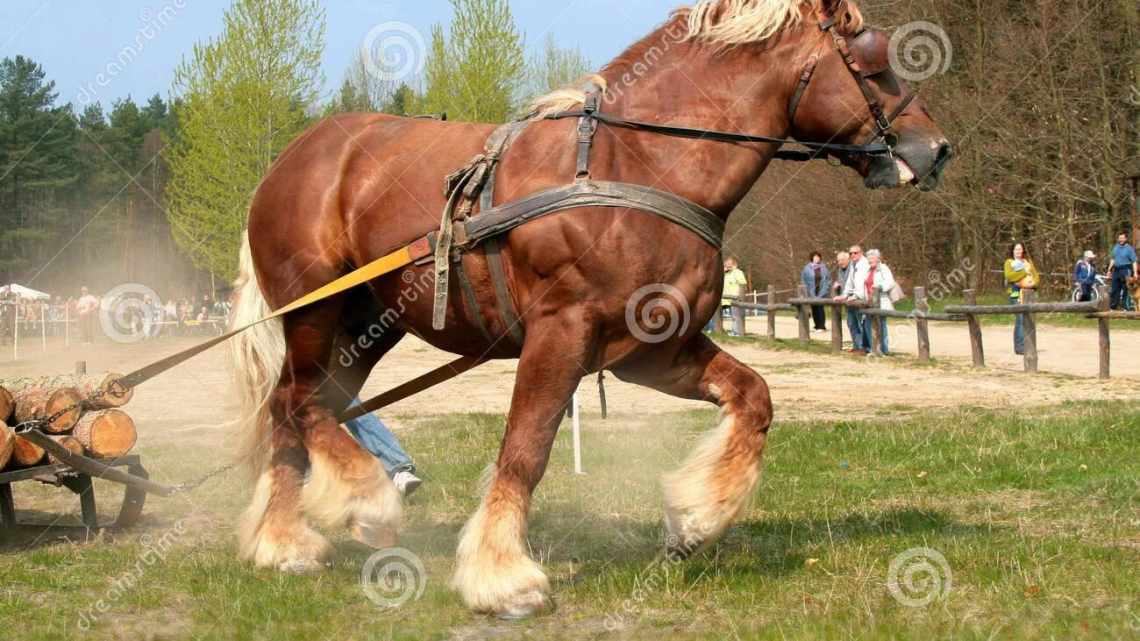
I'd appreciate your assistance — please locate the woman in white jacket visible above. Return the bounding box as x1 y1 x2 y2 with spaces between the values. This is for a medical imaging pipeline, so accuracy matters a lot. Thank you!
851 249 895 354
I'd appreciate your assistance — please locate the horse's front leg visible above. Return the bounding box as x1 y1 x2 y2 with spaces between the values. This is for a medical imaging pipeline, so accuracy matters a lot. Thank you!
452 312 595 618
613 332 772 557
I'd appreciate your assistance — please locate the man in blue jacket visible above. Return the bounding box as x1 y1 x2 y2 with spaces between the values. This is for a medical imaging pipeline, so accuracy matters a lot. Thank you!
1072 250 1098 302
1107 232 1138 310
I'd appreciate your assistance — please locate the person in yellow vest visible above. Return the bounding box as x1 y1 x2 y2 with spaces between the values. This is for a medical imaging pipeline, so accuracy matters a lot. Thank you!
1003 242 1040 356
720 257 748 336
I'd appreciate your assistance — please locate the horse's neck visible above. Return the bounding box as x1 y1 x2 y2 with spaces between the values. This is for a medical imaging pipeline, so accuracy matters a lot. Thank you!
597 32 803 217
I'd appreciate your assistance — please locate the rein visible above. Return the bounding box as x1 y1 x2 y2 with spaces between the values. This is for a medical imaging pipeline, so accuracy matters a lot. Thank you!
545 109 892 161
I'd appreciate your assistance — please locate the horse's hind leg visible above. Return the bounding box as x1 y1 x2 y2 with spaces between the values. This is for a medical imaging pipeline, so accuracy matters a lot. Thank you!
613 333 772 557
305 321 405 549
452 314 594 618
242 299 401 571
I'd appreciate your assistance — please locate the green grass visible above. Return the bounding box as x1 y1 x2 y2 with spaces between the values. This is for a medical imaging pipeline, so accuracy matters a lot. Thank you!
2 404 1138 640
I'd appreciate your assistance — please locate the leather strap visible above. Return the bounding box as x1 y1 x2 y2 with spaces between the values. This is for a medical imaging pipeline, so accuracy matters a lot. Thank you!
484 237 525 346
339 356 487 422
549 108 891 157
576 88 601 178
462 180 725 251
788 55 819 124
116 237 434 390
453 256 495 344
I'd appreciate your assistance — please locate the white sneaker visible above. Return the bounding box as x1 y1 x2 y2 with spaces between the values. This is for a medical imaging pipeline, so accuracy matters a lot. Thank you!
392 470 422 496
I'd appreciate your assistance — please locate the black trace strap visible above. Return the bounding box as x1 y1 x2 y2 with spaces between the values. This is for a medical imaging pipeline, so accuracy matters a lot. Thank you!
546 109 891 159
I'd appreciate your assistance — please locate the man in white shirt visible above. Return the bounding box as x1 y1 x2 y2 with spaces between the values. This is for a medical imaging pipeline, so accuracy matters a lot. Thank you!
833 245 870 353
76 287 99 344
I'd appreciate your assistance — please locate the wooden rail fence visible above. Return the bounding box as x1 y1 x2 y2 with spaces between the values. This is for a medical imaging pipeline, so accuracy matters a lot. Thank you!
725 285 1140 379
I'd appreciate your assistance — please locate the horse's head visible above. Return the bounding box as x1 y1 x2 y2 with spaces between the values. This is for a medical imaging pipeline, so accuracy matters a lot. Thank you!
788 0 953 191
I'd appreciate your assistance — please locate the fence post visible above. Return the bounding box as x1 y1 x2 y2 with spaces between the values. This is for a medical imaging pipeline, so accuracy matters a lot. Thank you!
964 289 985 368
1096 284 1110 379
870 291 883 356
796 284 810 343
766 285 776 340
914 286 930 361
830 302 843 352
1022 289 1038 373
713 296 725 334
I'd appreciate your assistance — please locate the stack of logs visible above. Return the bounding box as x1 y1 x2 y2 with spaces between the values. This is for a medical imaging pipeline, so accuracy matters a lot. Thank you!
0 374 136 470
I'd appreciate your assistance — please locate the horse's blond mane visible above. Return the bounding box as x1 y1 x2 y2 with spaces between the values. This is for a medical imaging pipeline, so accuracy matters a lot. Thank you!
681 0 861 46
527 1 862 120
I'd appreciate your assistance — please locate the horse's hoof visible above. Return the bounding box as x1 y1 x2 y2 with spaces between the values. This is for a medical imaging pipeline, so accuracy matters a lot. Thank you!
278 558 327 574
351 522 398 549
495 589 553 620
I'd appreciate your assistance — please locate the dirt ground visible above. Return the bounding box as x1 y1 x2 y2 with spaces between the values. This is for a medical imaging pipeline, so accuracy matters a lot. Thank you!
0 315 1133 436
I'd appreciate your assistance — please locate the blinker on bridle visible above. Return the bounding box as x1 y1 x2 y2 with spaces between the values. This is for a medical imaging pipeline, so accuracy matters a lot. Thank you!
794 14 920 158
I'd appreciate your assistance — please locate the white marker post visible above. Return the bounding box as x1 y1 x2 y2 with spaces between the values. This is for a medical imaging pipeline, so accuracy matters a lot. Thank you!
571 392 584 475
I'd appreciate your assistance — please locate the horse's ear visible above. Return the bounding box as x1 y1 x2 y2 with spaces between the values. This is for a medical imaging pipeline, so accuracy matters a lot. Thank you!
817 0 847 19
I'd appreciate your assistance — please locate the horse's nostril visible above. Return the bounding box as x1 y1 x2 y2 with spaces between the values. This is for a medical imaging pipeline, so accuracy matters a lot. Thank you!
936 142 953 164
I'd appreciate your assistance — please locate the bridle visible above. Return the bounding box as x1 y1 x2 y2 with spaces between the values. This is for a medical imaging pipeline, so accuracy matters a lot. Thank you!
549 7 918 164
788 12 919 158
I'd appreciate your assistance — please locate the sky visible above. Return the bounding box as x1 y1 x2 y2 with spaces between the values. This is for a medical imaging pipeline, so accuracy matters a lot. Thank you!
0 0 682 110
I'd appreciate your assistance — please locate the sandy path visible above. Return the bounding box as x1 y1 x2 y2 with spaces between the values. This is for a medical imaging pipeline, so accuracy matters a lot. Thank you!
0 319 1131 440
758 313 1140 379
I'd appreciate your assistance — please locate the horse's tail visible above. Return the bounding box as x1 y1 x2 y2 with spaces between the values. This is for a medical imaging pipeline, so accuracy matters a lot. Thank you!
230 230 285 478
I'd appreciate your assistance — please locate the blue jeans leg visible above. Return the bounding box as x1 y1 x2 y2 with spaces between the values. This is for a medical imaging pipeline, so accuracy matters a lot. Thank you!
1010 297 1025 354
846 309 865 350
880 318 889 354
342 397 414 477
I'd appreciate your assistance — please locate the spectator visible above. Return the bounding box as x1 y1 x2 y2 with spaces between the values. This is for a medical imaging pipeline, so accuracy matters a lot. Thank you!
1073 250 1098 302
835 245 870 353
342 398 423 496
801 252 830 332
850 249 895 355
1003 242 1039 356
1107 232 1137 311
707 257 748 336
76 287 99 344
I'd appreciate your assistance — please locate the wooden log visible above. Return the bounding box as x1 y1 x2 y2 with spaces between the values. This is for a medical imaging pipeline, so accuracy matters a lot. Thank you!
964 289 985 368
767 285 777 339
0 422 13 470
11 435 45 467
12 386 84 433
73 410 137 459
1022 289 1038 373
915 287 931 361
945 301 1099 314
47 435 84 464
796 284 810 343
870 290 884 356
78 373 133 410
0 386 13 424
830 303 843 352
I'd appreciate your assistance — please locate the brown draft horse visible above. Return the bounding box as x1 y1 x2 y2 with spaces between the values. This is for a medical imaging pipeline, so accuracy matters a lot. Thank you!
231 0 951 618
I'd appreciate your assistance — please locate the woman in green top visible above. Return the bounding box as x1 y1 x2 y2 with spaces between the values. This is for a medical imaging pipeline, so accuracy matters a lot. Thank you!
1003 242 1039 355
